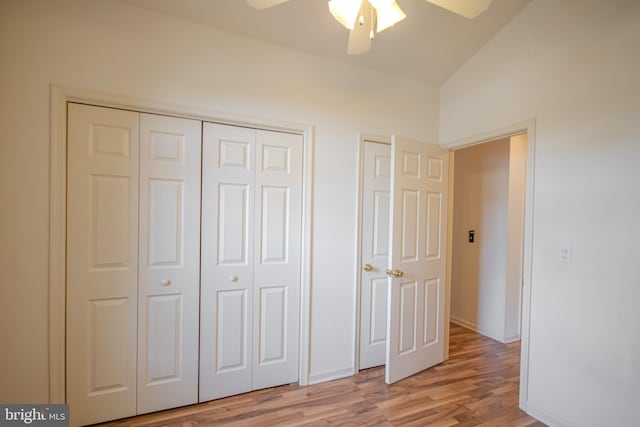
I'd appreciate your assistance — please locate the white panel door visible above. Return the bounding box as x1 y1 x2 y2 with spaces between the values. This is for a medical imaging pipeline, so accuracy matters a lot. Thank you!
252 129 302 390
137 114 201 413
360 141 391 370
67 103 139 426
200 123 256 401
385 135 449 384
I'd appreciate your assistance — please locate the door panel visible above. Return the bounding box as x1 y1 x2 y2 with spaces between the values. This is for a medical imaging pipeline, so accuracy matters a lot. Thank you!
360 141 391 369
145 294 182 383
372 191 390 258
369 278 388 344
147 179 183 266
425 193 442 259
398 281 418 355
401 190 420 261
88 298 129 394
258 286 287 363
90 175 131 269
218 183 250 264
137 113 201 414
252 129 302 390
424 278 440 345
260 186 289 263
217 289 249 371
67 103 139 426
200 123 256 401
386 135 449 384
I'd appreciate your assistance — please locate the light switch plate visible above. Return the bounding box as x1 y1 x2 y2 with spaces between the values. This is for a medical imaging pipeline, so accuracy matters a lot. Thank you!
560 246 572 263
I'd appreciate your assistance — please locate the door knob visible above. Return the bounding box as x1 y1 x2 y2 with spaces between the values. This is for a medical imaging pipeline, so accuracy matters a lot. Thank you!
363 264 373 272
161 279 171 286
386 269 404 278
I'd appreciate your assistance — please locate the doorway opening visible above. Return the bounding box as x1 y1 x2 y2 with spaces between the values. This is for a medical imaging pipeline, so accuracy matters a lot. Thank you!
449 133 528 344
355 125 535 410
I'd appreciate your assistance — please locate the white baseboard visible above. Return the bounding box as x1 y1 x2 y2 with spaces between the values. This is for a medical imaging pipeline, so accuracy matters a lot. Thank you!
525 402 574 427
450 316 511 344
504 333 521 343
450 315 477 331
307 366 355 385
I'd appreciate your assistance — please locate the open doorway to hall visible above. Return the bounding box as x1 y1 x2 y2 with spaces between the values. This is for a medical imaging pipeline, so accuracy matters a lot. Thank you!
355 133 530 384
450 133 528 344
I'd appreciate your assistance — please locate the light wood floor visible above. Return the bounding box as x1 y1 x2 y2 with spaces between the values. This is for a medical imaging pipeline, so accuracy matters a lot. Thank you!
101 324 544 426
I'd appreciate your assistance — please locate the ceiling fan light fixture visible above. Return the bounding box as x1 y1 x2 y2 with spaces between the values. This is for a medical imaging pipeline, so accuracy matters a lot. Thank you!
328 0 363 30
370 0 406 32
249 0 493 56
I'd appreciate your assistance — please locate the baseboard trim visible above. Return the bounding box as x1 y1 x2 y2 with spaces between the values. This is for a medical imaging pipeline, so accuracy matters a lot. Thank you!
525 402 574 427
450 316 477 331
450 316 508 344
504 333 521 344
308 367 354 385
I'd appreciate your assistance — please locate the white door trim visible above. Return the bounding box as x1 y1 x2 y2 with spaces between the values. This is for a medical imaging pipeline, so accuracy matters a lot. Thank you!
353 134 391 372
442 119 537 413
48 84 315 403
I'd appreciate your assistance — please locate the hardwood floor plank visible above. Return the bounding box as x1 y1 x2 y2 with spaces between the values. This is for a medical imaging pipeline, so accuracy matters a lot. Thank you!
99 324 543 426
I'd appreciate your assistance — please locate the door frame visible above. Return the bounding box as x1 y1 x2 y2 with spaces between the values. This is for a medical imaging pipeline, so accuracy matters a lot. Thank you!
353 134 391 372
442 119 536 411
355 134 452 375
48 84 315 403
353 120 536 411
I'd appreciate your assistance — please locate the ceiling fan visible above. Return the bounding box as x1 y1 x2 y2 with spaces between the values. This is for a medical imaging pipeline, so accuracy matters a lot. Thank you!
246 0 492 55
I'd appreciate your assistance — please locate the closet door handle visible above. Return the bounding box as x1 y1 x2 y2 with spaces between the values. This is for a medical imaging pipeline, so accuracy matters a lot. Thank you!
229 275 238 282
161 279 171 286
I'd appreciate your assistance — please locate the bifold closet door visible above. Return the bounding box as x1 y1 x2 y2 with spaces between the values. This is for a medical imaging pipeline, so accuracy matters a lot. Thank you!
137 113 201 414
67 104 202 425
200 122 302 401
252 129 302 390
67 104 140 426
200 124 255 400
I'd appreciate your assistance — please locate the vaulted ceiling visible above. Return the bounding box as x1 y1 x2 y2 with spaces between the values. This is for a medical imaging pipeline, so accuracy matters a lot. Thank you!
118 0 530 85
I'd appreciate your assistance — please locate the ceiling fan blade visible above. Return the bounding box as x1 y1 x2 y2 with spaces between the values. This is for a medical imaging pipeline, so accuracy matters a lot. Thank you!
425 0 492 19
247 0 292 10
347 2 373 55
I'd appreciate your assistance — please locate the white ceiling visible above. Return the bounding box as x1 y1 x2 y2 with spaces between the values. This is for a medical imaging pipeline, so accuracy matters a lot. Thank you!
118 0 530 86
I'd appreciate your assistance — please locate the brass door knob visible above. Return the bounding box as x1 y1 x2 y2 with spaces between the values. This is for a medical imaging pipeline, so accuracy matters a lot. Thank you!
386 268 404 278
363 264 373 272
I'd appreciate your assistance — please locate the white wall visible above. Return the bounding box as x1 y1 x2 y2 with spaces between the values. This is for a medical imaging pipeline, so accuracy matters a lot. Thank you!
441 0 640 425
450 138 510 341
0 0 439 403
